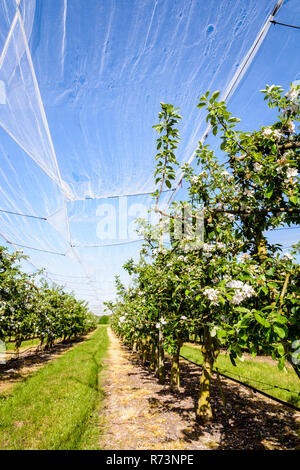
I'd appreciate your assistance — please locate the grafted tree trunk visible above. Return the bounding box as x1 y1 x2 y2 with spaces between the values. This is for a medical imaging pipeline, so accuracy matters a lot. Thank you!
170 339 183 391
255 231 268 263
150 339 157 372
158 328 165 384
196 327 219 423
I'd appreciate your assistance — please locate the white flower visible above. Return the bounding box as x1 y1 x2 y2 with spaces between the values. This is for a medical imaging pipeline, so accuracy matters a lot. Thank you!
286 87 299 102
160 318 167 325
262 127 273 137
287 121 295 134
155 322 160 329
242 284 256 298
203 288 220 305
191 176 199 184
181 316 187 320
286 167 298 179
202 243 215 253
253 163 263 173
221 170 232 179
283 253 294 261
227 280 255 305
273 129 284 140
227 280 244 289
243 188 254 197
276 165 284 174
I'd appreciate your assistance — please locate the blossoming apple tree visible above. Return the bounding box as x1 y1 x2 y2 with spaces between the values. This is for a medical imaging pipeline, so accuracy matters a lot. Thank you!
109 83 300 423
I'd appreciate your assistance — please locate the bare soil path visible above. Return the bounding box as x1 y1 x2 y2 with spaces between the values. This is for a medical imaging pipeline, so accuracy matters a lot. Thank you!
102 328 300 450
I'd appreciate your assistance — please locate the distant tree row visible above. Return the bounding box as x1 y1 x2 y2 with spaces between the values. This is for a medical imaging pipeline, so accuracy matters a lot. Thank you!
0 247 97 351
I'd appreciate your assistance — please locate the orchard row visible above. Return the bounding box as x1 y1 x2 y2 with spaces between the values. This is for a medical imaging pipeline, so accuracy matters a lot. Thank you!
108 84 300 422
0 248 96 350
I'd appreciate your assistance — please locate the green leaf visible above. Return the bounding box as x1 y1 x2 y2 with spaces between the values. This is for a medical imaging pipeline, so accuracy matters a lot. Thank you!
265 185 273 199
278 356 285 370
289 195 298 205
277 343 285 357
211 90 220 102
273 325 286 339
217 329 227 339
254 312 265 326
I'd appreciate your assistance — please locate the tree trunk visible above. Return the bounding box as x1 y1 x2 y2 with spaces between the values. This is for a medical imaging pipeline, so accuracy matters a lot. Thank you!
158 328 165 384
196 327 218 424
255 231 267 263
170 341 182 391
150 340 157 372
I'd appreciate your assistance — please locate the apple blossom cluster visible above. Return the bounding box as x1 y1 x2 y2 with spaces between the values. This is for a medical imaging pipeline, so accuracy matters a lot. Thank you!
156 318 167 329
203 288 220 305
226 280 256 305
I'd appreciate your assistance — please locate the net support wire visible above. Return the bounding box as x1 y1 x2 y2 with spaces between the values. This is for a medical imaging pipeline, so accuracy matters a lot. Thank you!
166 0 285 208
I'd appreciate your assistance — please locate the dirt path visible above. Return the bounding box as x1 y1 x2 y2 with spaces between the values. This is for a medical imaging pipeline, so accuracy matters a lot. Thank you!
102 328 209 450
102 329 300 450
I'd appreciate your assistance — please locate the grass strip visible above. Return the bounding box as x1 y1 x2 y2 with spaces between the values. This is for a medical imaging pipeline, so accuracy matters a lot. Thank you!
181 344 300 407
0 326 108 450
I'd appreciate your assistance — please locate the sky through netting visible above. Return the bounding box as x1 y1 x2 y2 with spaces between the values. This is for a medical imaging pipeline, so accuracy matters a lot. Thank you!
0 0 299 314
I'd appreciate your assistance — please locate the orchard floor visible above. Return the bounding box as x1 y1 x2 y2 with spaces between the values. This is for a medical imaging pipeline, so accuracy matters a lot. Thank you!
0 332 95 395
102 328 300 450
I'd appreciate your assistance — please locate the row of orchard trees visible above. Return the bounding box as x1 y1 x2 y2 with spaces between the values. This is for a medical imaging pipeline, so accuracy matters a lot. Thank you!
108 83 300 424
0 247 97 351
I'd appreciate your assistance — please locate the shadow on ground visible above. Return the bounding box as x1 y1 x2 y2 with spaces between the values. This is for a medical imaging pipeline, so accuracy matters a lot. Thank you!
126 346 300 450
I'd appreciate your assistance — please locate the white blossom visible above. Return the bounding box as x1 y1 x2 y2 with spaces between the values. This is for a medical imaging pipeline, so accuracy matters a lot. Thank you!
262 127 273 137
273 129 284 140
283 253 294 261
286 167 298 179
220 170 232 179
202 243 215 253
287 121 295 134
227 280 244 289
203 288 220 305
191 175 199 184
243 188 254 197
253 163 263 173
286 87 299 102
226 280 256 305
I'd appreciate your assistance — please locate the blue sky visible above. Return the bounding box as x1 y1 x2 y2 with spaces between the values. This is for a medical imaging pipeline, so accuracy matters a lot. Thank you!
0 0 299 314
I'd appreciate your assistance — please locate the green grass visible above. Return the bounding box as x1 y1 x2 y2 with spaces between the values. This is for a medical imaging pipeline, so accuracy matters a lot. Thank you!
0 326 109 450
98 314 110 325
181 344 300 407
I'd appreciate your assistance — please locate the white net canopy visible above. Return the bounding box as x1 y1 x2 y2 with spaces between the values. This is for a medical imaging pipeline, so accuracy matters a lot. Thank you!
0 0 299 314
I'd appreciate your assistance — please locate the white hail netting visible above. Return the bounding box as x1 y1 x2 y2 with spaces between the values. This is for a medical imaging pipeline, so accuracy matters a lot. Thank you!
0 0 299 314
